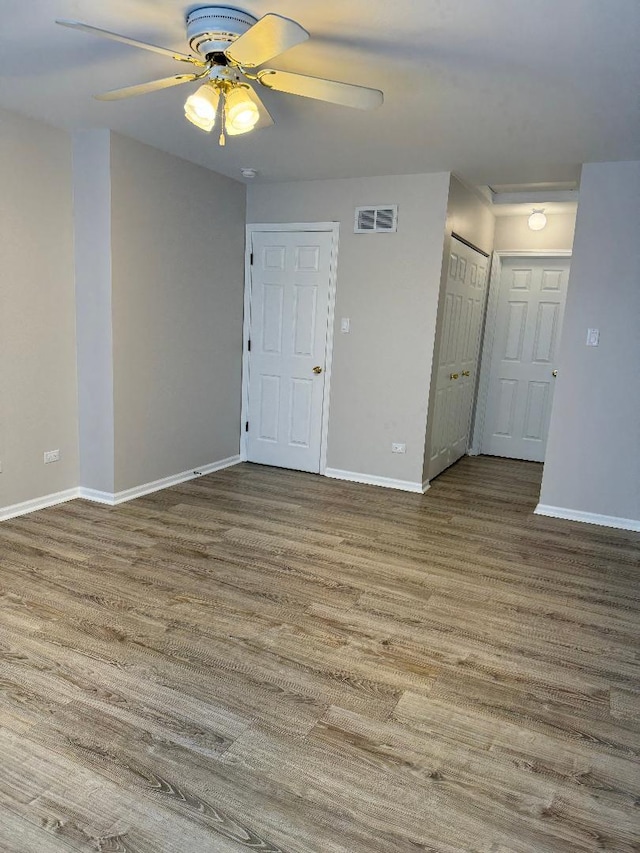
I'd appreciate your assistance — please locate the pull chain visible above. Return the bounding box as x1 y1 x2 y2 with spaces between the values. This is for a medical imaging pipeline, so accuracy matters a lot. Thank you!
218 89 226 147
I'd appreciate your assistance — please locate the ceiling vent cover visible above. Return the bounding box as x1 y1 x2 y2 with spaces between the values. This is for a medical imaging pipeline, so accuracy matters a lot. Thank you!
354 205 398 233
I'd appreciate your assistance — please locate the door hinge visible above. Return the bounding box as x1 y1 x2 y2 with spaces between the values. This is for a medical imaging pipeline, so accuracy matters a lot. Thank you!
245 421 249 432
247 338 251 351
250 252 254 265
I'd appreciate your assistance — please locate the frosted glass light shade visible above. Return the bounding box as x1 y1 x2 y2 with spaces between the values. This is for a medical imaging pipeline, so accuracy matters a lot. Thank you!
528 209 547 231
226 87 259 134
184 85 219 132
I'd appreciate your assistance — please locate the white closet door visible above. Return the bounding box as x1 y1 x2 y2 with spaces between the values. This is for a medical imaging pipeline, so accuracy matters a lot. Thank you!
428 238 489 481
481 257 570 462
246 231 333 473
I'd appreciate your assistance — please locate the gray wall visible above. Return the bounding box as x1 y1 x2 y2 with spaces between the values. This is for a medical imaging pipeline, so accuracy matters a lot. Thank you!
2 119 247 509
248 173 451 486
494 212 576 252
539 161 640 522
110 134 246 491
447 176 495 255
0 109 78 509
73 130 115 494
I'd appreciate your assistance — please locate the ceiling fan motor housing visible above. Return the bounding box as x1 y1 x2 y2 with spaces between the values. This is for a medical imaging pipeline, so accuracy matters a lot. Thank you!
186 6 257 57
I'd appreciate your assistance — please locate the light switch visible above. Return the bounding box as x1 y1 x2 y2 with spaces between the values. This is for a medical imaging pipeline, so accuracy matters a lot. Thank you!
340 317 351 333
586 328 600 347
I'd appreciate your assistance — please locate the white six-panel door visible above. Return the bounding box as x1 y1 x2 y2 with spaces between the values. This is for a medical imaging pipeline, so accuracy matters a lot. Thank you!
428 238 489 480
481 257 570 462
246 230 333 473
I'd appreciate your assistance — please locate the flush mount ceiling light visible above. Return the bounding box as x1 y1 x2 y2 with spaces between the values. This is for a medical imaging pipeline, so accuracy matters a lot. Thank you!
528 209 548 231
56 6 384 147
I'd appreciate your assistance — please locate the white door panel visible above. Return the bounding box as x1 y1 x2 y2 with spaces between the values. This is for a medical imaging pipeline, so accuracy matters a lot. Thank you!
247 231 333 473
481 257 570 462
428 238 489 480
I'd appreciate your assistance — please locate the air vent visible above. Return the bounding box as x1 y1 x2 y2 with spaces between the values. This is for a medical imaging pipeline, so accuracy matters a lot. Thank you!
354 205 398 233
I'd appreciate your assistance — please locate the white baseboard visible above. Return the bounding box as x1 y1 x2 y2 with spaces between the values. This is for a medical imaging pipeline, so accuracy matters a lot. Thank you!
80 455 243 506
324 468 427 494
196 456 243 476
0 488 80 522
535 503 640 532
77 487 115 505
1 455 243 521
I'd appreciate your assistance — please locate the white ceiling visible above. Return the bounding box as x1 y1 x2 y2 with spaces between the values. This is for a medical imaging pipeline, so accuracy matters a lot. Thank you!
1 1 638 186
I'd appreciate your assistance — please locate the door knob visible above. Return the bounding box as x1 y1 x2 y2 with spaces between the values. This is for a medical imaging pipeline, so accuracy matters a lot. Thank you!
461 370 470 377
552 369 558 378
312 365 323 374
450 373 459 380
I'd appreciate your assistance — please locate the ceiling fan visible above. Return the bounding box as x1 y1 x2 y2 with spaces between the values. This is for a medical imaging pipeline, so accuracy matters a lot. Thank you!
56 6 384 145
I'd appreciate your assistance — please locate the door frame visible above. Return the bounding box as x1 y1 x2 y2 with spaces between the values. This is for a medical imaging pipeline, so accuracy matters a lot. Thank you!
470 250 572 456
240 222 340 473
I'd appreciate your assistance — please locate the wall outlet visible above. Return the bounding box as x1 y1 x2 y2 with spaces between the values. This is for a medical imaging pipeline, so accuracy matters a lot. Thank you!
340 317 351 333
391 442 406 454
44 449 60 464
586 328 600 346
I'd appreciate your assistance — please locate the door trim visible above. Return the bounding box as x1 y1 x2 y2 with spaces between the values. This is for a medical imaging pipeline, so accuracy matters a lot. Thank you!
470 250 572 455
240 222 340 474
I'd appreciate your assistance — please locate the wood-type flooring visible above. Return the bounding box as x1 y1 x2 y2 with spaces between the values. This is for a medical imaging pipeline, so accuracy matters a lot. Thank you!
0 456 639 852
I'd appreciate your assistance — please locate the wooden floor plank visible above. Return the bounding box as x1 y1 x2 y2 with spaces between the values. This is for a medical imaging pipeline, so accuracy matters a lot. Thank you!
1 455 639 851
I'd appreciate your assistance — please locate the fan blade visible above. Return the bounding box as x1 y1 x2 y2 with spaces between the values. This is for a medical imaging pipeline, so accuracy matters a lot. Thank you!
55 19 205 65
95 74 199 101
257 69 383 110
225 14 309 68
245 85 274 129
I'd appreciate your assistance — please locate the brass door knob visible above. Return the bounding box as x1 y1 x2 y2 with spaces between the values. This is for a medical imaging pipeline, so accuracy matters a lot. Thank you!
552 369 558 378
450 372 459 380
461 370 470 377
313 366 323 374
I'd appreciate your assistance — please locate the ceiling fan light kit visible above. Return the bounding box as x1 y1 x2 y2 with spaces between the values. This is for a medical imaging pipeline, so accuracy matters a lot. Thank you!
183 76 258 143
56 5 383 146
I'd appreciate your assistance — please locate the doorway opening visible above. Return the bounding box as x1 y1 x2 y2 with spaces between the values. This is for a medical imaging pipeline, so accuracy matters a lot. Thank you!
472 252 571 463
427 246 572 485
